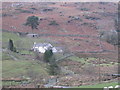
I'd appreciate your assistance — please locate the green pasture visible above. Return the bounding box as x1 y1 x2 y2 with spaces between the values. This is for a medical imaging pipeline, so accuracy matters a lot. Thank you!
76 82 118 88
2 60 48 78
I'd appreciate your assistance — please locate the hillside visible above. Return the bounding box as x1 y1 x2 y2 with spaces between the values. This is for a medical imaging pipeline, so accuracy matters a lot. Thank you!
2 2 119 88
2 2 118 52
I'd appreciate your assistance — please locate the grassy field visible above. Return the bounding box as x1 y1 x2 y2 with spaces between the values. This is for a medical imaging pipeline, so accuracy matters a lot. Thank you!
68 56 88 64
2 31 47 49
2 60 49 78
76 82 118 88
67 56 99 65
2 31 47 60
2 81 23 86
2 31 118 88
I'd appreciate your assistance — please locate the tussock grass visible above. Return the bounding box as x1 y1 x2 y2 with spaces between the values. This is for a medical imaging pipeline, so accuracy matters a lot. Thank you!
2 60 48 78
76 82 118 88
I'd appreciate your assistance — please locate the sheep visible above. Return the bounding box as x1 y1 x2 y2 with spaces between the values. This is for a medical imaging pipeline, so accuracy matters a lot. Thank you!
108 86 113 88
115 85 120 88
103 87 109 90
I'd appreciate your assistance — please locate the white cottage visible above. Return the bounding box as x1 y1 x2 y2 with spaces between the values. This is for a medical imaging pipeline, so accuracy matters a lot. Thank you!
32 42 62 53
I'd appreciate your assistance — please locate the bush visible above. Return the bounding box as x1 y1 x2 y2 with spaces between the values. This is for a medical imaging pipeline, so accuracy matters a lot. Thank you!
49 62 59 75
100 30 118 45
81 8 89 11
43 8 53 12
13 47 17 52
8 39 13 51
44 49 60 75
20 9 33 13
30 8 37 10
85 16 100 20
44 49 53 62
49 21 59 25
2 13 12 17
8 39 16 52
99 2 108 4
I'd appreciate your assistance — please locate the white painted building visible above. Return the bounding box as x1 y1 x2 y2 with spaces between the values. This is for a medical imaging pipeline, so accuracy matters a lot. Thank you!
32 42 63 53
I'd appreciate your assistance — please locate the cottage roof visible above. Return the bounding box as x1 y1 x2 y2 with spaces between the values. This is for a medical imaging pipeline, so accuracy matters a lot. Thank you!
33 43 53 47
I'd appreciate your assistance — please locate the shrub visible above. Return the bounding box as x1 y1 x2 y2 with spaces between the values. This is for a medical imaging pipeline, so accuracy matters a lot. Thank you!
100 30 118 45
44 49 60 75
49 21 59 25
2 13 12 17
30 8 37 10
20 9 33 13
114 18 119 32
43 8 53 12
44 49 53 63
99 2 108 4
49 63 59 75
85 16 100 20
81 8 89 11
81 22 89 26
50 56 60 75
8 39 17 52
8 39 14 51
